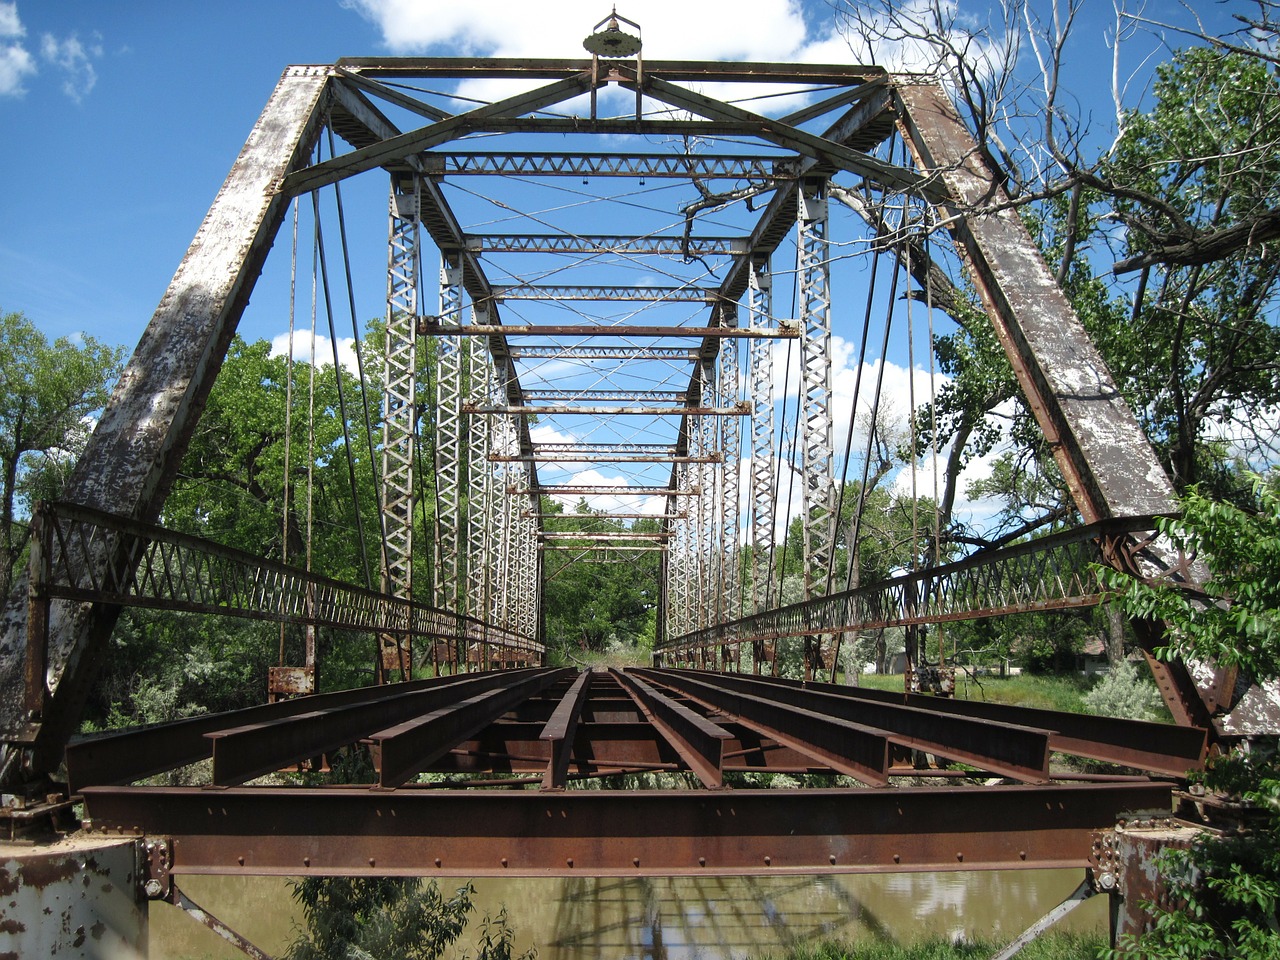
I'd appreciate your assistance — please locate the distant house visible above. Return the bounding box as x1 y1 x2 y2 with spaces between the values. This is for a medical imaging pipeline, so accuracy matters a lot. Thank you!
1078 636 1110 676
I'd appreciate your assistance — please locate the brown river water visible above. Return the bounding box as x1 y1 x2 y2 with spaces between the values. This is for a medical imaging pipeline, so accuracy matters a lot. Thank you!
152 869 1106 958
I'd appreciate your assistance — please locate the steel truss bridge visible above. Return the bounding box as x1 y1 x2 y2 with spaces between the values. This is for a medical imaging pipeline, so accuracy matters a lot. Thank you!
1 43 1274 918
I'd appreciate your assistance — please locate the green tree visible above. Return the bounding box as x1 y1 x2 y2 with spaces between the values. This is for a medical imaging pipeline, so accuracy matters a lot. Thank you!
283 878 534 960
0 309 124 599
1104 472 1280 959
540 499 660 657
1098 48 1280 492
84 334 392 726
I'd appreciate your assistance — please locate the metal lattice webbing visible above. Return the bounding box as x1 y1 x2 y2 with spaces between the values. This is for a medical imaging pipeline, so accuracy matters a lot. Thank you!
748 263 776 617
434 256 464 614
798 180 836 605
27 502 542 657
719 334 742 625
381 176 419 602
656 517 1178 656
463 332 494 663
379 176 421 678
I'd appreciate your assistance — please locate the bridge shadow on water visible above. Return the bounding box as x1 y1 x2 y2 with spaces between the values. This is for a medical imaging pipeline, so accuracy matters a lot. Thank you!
150 869 1106 959
543 875 871 959
472 869 1105 960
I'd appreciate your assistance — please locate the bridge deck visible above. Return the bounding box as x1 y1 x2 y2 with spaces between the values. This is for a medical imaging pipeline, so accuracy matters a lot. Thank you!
69 667 1199 877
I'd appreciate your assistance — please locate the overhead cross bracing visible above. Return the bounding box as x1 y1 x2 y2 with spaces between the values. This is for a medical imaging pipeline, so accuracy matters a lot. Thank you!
2 38 1275 873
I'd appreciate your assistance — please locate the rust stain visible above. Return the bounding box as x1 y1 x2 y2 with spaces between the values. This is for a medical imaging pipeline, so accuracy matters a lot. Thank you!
91 920 106 940
17 855 78 890
0 919 25 934
0 869 17 898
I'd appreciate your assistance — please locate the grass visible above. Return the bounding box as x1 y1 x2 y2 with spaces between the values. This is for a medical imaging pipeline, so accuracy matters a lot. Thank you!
851 671 1095 713
763 932 1107 960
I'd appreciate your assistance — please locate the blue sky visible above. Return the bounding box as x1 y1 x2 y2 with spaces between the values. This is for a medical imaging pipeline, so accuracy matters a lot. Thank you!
1 0 1213 350
0 1 1239 524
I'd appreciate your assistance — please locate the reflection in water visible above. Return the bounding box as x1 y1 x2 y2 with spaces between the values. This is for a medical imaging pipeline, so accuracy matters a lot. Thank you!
152 870 1107 960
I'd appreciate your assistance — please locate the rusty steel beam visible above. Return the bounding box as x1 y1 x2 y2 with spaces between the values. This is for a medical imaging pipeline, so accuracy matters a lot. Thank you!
848 685 1208 777
208 669 553 786
371 669 569 787
336 57 888 85
426 154 785 181
423 322 797 339
639 669 1052 783
772 678 1206 777
540 670 592 789
64 673 521 791
631 669 891 787
77 781 1173 876
610 669 731 789
420 721 822 775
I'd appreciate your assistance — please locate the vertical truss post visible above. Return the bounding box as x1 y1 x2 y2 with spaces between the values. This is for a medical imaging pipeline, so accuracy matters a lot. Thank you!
718 306 741 665
696 359 718 631
487 367 520 648
798 178 836 679
519 484 539 649
434 256 464 671
379 174 420 682
748 262 775 673
665 472 689 643
464 323 492 670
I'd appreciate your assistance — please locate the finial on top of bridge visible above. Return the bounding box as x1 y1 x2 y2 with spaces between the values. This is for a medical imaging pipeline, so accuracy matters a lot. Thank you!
583 7 643 58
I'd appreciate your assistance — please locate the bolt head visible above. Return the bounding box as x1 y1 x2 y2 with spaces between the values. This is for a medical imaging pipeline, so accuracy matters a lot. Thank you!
143 879 164 899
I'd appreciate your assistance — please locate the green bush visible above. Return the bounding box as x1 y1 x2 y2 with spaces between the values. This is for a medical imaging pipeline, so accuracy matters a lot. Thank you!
1080 661 1164 722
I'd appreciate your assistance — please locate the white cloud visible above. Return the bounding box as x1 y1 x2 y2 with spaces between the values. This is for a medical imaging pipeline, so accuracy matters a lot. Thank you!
0 1 22 38
0 43 34 95
345 0 813 60
0 1 33 97
343 0 859 115
40 31 101 102
269 330 361 376
550 467 665 515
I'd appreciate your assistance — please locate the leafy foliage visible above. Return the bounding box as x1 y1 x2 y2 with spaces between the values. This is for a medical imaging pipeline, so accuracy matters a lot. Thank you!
1080 660 1164 723
0 308 123 598
1105 472 1280 959
540 499 660 656
1103 473 1280 680
283 878 534 960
